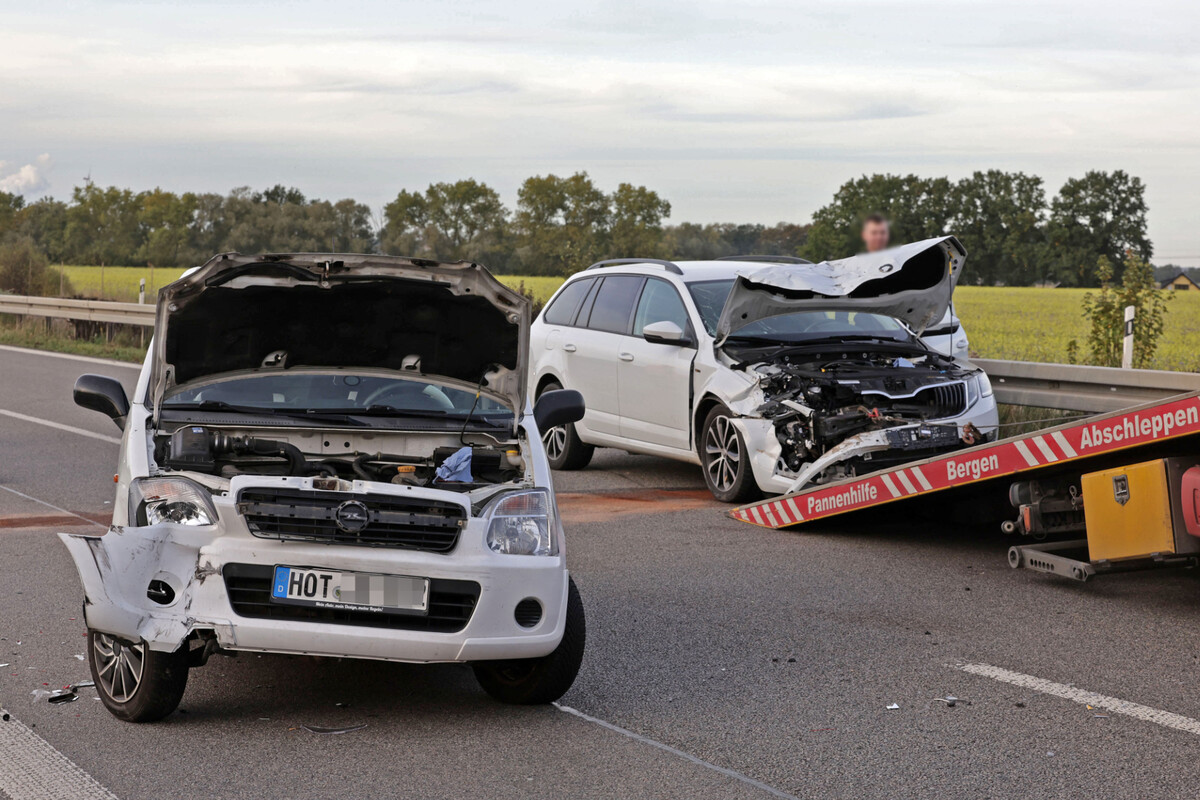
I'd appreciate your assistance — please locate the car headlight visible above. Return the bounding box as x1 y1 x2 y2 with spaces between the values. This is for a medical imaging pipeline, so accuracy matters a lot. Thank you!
485 489 557 556
129 477 217 526
965 372 994 408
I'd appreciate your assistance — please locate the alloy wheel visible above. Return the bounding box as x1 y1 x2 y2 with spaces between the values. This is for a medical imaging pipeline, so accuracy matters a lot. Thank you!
93 633 145 704
542 426 567 461
704 415 740 492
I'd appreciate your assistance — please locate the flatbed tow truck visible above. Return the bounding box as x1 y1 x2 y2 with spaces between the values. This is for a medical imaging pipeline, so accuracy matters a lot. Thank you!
730 390 1200 582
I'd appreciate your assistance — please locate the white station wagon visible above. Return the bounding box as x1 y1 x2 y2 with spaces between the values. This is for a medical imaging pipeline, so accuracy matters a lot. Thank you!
529 238 999 501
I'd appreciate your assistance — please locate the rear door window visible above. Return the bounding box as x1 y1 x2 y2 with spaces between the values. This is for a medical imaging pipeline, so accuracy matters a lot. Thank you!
542 278 594 326
584 276 645 334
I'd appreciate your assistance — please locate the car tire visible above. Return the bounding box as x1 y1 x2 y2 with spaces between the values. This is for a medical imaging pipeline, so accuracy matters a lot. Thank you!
539 381 594 470
88 630 189 723
472 577 586 705
700 404 761 503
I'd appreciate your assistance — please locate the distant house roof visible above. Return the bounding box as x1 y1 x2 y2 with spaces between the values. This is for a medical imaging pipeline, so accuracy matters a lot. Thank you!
1160 271 1200 290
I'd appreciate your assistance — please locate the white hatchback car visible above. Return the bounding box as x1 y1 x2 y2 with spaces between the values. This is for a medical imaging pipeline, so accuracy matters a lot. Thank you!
529 237 999 502
64 253 587 722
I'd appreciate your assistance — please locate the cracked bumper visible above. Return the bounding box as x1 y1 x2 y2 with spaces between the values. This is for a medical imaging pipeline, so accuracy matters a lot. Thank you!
59 523 568 663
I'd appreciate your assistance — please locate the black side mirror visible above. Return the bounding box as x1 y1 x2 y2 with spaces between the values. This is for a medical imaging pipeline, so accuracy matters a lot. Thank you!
534 389 585 432
74 374 130 431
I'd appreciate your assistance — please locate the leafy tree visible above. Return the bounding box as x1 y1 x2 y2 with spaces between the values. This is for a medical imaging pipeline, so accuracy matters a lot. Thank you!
137 189 197 266
513 172 610 275
331 198 376 253
0 236 72 296
1045 170 1150 286
13 197 69 263
381 189 429 256
755 222 810 258
0 191 25 236
950 171 1046 285
609 183 671 257
63 183 144 266
801 174 954 262
662 222 736 260
1069 250 1171 368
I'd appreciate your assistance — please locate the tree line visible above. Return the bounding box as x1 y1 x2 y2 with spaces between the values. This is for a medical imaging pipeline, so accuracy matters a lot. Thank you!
0 168 1153 289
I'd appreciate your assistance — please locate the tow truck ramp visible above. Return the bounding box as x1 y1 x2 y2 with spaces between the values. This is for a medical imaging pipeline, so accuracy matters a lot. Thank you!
731 391 1200 531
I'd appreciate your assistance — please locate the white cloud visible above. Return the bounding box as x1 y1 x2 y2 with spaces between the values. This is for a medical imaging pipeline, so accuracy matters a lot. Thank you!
0 154 53 195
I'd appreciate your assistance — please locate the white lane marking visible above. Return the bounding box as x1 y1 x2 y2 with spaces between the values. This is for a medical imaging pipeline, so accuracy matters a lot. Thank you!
554 704 799 800
1014 440 1040 467
785 498 803 522
910 466 933 491
953 662 1200 736
880 473 902 498
0 409 121 445
0 485 106 529
895 470 918 494
0 344 141 369
1032 435 1059 462
1051 431 1078 458
0 707 120 799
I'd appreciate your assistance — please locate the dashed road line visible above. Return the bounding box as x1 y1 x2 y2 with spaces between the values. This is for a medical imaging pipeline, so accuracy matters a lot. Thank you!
952 662 1200 736
0 708 119 800
554 703 799 800
0 409 121 445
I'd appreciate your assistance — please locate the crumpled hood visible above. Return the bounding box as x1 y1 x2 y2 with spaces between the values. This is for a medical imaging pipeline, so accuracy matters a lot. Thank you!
150 253 529 418
715 236 966 342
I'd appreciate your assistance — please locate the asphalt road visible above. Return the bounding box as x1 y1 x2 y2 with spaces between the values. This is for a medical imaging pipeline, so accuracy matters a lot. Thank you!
4 344 1200 799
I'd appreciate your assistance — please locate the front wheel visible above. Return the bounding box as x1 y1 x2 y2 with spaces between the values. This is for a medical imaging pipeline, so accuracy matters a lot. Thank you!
473 577 586 704
539 381 594 470
700 404 761 503
88 631 189 722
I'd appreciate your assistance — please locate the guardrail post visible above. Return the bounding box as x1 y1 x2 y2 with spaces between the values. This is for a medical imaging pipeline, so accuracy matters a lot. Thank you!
1122 305 1135 369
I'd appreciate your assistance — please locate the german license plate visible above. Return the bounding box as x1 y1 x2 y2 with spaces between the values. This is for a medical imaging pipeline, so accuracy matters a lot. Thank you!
270 566 429 615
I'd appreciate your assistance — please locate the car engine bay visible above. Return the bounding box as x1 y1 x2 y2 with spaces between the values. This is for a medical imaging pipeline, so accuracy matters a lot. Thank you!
152 425 525 492
742 346 983 479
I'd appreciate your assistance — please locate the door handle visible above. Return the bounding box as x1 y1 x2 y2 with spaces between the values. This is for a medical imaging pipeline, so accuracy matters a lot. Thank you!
563 343 577 353
619 352 634 362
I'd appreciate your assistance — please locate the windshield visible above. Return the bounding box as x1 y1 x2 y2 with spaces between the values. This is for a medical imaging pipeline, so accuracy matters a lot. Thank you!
163 373 512 419
686 279 916 344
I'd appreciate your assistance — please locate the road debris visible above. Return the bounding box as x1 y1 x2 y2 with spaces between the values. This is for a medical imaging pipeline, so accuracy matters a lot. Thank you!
886 703 900 710
935 695 958 708
301 723 368 735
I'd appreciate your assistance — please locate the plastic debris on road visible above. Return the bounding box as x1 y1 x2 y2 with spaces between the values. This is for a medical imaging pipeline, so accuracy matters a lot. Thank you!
886 703 900 710
435 446 473 482
301 723 368 735
936 695 958 707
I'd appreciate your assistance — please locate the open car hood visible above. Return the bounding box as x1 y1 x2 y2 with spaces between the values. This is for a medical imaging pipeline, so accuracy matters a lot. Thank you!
714 236 966 342
150 253 529 421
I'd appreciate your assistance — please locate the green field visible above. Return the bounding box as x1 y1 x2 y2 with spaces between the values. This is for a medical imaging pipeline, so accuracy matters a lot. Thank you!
57 266 1199 371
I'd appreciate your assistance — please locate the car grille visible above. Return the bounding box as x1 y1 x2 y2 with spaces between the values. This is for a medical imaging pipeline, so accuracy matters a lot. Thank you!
222 564 479 633
865 381 967 419
237 488 466 552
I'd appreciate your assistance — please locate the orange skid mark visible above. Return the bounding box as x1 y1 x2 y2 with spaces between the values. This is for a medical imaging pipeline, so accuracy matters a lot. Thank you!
557 489 719 524
0 512 111 530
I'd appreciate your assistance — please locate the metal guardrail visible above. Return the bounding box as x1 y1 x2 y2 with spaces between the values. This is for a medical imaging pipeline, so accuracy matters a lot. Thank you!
2 294 1197 412
0 295 155 326
975 358 1200 412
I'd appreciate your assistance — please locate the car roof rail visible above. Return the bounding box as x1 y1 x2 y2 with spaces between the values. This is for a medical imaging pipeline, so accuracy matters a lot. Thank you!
585 258 684 275
715 255 814 264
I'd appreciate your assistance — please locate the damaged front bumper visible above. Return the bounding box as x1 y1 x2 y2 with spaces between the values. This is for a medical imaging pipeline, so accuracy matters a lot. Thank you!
59 511 568 664
732 399 999 495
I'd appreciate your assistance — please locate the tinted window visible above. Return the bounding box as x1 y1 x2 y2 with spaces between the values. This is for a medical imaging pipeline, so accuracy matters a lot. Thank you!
585 276 644 334
732 311 914 343
633 278 690 335
542 278 593 326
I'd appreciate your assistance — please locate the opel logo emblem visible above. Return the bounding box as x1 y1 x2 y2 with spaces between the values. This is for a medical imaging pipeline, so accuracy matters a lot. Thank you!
334 500 370 533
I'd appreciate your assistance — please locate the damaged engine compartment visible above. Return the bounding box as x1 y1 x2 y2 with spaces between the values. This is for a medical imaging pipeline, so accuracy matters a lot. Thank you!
153 424 525 492
742 345 985 482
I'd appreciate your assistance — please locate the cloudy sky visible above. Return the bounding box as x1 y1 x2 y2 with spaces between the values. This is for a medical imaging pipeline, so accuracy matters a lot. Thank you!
3 1 1198 263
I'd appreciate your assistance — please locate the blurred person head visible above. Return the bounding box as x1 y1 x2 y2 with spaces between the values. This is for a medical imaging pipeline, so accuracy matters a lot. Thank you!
861 214 890 253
